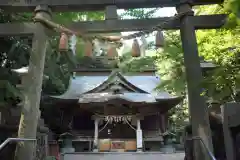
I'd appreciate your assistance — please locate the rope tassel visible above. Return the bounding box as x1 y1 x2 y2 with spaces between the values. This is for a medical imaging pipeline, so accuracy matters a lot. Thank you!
131 39 141 57
59 33 68 51
155 30 165 48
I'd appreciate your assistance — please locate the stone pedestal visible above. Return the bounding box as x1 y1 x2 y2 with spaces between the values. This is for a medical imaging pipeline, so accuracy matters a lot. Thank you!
160 136 175 153
59 133 75 153
160 145 176 154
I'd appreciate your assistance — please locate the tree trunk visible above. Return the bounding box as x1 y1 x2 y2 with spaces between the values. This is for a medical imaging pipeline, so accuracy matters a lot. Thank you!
15 5 51 160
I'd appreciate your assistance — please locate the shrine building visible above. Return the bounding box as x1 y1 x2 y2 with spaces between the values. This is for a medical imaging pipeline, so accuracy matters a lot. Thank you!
41 55 182 155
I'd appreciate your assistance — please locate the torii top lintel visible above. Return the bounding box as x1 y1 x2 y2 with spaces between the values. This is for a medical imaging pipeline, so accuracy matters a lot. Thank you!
1 0 223 12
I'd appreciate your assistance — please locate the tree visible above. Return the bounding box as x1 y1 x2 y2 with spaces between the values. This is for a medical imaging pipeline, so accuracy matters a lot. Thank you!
119 3 240 133
157 4 240 103
0 11 31 108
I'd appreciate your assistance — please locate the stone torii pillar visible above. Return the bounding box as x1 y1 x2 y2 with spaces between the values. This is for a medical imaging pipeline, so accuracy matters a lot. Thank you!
14 5 51 160
176 3 213 160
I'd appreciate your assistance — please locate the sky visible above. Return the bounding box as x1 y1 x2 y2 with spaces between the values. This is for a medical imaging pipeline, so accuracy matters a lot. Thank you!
117 7 176 18
118 7 176 36
116 7 176 55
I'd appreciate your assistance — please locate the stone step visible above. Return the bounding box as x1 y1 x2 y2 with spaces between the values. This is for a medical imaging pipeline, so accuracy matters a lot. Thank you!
61 152 185 160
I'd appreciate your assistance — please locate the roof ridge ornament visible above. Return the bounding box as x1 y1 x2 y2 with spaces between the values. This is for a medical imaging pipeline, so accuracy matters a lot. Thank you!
111 85 122 94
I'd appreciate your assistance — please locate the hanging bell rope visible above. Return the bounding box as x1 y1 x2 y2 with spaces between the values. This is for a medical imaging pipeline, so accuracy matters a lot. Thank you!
34 14 122 46
131 39 141 57
155 30 165 48
107 46 118 58
84 40 93 57
58 32 69 51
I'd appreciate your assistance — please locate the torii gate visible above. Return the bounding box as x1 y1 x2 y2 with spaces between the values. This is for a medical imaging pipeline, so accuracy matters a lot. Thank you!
0 0 226 160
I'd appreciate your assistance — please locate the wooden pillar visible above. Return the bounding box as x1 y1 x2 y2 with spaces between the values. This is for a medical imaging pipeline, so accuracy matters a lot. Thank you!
93 118 99 152
176 3 213 160
160 114 166 133
136 118 143 152
14 5 51 160
89 140 92 152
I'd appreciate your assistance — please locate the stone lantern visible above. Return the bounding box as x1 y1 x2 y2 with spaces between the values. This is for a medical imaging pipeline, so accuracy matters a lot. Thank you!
59 132 75 153
160 134 176 153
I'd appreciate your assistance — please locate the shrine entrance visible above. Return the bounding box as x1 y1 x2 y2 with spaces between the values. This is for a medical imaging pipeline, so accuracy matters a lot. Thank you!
95 115 138 152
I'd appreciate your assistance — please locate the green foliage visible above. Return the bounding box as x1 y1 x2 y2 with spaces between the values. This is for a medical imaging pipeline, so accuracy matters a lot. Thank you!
120 3 240 131
168 99 189 132
0 10 105 108
0 11 30 107
196 1 240 26
52 11 104 23
197 26 240 102
42 37 74 95
225 0 240 24
119 55 156 73
155 4 240 103
155 31 186 96
120 8 159 19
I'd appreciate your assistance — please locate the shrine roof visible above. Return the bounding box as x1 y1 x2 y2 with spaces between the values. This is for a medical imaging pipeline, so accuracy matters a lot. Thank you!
77 92 181 104
50 70 181 104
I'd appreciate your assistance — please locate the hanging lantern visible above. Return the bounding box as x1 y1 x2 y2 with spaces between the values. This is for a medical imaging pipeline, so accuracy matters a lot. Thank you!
155 30 164 48
107 46 118 58
131 39 141 57
84 40 93 57
59 33 69 51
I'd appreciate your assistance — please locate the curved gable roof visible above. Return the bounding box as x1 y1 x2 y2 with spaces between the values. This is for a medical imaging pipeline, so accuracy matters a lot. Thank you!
86 71 148 94
51 70 176 100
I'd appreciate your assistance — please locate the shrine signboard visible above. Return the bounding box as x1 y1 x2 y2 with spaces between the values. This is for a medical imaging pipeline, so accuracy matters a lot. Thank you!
104 115 132 123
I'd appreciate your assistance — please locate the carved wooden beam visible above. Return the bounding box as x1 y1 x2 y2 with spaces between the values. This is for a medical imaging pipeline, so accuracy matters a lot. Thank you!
0 14 226 36
0 0 224 12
